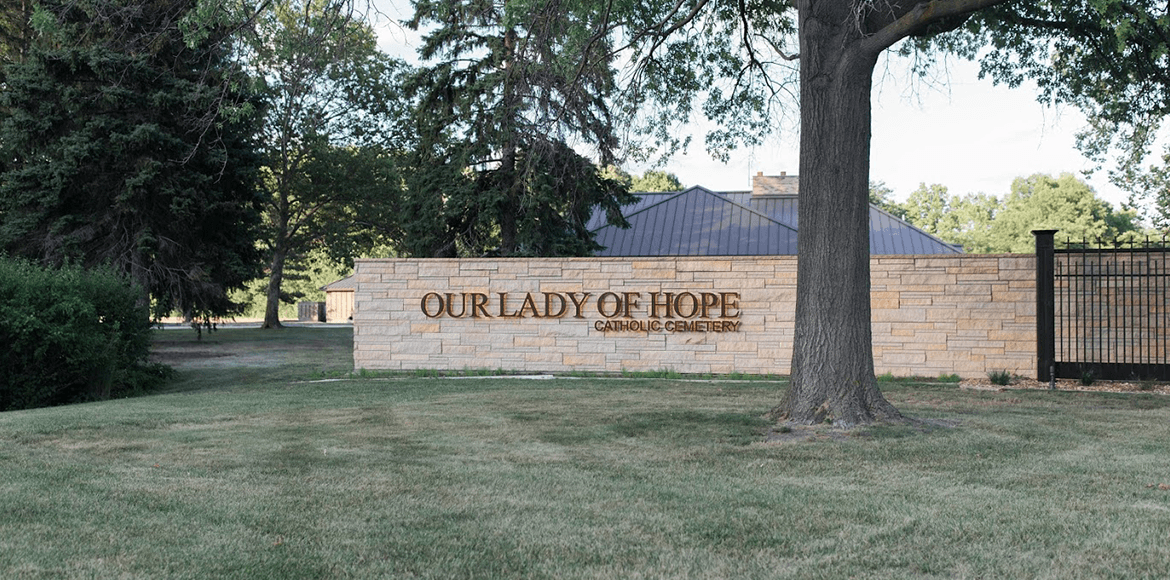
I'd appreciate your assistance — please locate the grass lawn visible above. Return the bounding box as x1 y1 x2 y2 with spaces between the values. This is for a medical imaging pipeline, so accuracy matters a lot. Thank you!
2 328 1170 578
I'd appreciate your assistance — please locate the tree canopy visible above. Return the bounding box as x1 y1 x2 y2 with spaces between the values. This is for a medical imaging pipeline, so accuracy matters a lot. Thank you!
246 0 409 328
631 170 685 193
991 173 1141 251
0 0 264 319
590 0 1170 425
899 174 1140 253
400 0 634 258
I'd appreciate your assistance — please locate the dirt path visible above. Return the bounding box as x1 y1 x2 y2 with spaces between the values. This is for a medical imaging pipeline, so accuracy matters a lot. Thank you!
151 326 353 371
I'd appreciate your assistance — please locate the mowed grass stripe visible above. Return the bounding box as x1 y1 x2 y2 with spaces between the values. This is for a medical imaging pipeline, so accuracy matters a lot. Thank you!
0 328 1168 578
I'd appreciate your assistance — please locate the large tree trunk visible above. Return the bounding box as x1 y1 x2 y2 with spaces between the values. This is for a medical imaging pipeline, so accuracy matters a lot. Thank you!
261 240 287 330
769 1 903 427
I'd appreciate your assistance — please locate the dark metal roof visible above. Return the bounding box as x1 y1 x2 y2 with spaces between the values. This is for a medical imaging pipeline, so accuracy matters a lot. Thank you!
743 195 961 254
868 205 963 254
585 192 677 231
592 188 962 256
591 186 799 256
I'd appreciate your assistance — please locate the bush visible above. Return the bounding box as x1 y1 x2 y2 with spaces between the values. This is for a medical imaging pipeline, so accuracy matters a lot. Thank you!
0 259 170 411
988 370 1012 386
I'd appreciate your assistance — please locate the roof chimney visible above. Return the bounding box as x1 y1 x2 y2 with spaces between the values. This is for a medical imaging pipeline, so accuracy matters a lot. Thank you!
752 172 798 196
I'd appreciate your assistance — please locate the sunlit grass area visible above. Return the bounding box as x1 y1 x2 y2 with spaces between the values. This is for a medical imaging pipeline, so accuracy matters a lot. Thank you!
2 328 1169 578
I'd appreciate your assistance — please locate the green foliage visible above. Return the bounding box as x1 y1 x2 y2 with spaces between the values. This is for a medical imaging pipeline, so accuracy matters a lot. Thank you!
903 184 954 236
899 174 1140 253
610 0 797 163
915 3 1170 226
902 183 999 252
990 173 1141 252
1080 370 1097 386
1121 151 1170 228
0 0 264 319
0 259 170 411
402 0 635 257
869 181 908 220
630 170 684 192
988 370 1012 386
231 246 351 320
247 0 410 326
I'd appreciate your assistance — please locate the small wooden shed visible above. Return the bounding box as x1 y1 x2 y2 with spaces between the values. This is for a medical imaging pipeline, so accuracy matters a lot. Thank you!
320 275 355 323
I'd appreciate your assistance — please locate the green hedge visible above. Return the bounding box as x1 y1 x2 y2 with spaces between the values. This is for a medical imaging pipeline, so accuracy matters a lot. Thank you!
0 259 170 411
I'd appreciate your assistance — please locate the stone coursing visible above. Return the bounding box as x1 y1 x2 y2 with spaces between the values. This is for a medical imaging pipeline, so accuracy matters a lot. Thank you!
354 255 1036 378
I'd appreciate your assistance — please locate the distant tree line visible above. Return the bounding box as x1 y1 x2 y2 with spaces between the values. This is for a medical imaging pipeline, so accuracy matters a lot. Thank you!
871 173 1147 253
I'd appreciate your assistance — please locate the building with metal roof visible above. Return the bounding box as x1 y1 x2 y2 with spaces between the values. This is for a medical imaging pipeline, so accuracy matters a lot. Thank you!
588 173 962 256
588 186 799 256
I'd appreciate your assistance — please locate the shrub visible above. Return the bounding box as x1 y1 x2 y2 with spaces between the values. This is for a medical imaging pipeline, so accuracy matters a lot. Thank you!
988 370 1012 386
0 259 170 411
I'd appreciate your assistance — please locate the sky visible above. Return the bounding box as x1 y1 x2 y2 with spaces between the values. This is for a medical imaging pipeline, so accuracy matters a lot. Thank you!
663 57 1129 206
372 6 1133 209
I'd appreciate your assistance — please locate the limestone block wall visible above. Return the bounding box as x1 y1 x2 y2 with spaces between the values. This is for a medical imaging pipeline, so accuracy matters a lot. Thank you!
354 255 1037 378
870 256 1036 377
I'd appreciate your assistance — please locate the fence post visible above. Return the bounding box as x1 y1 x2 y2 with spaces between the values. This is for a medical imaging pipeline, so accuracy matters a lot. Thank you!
1033 230 1058 383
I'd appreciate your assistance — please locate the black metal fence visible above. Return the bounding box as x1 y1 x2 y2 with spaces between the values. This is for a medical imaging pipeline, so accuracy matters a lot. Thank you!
1034 230 1170 382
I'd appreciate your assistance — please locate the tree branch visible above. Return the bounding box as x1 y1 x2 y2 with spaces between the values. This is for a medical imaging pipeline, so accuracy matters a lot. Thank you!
858 0 1013 56
613 0 712 57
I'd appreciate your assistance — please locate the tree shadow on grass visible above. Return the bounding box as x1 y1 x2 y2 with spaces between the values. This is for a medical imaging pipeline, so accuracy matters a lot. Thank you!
763 416 959 444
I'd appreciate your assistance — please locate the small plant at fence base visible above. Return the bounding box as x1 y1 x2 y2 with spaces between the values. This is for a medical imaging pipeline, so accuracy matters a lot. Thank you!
1080 370 1096 386
988 370 1012 386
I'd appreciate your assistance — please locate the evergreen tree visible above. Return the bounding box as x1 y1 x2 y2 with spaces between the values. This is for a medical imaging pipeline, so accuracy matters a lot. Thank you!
0 0 264 319
402 0 633 257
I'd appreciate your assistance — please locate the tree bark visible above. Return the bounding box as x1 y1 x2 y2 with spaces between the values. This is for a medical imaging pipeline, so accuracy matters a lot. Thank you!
261 238 287 329
769 0 903 427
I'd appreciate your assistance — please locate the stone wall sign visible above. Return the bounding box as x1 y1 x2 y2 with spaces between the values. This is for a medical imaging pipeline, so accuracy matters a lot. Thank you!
419 290 742 333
